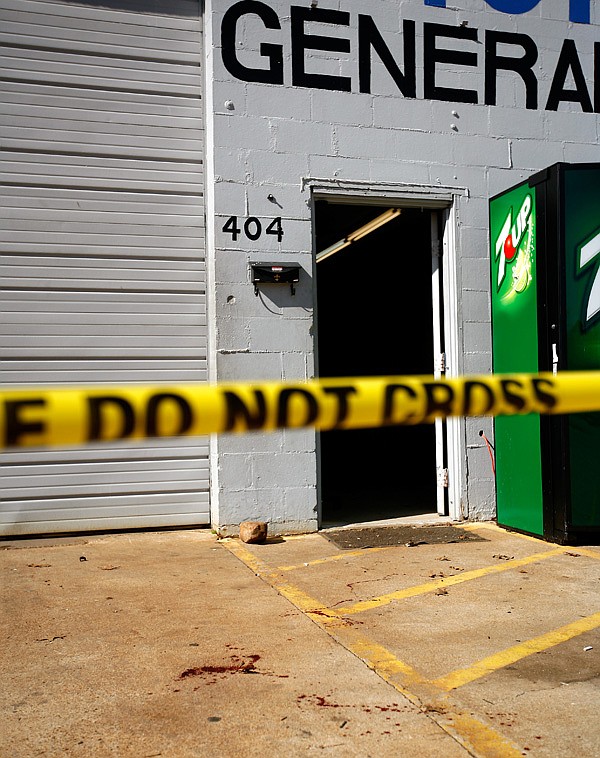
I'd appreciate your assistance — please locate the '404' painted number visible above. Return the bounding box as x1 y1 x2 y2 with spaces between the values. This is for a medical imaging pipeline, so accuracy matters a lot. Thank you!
222 216 284 243
578 228 600 330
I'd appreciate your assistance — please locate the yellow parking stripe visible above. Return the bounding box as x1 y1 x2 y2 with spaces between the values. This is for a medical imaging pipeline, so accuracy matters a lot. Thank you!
442 712 524 758
348 636 432 700
277 545 392 572
222 538 426 683
461 523 600 561
434 611 600 691
322 636 522 757
335 547 565 615
221 537 524 758
221 538 345 629
573 546 600 560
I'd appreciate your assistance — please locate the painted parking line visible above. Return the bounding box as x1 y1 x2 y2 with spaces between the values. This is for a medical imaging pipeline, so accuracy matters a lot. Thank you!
571 546 600 560
433 611 600 691
334 547 566 616
461 522 600 561
277 545 392 572
221 537 523 758
280 525 600 575
222 537 344 628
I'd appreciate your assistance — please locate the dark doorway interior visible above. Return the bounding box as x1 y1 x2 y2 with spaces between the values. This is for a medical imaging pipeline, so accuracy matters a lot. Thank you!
315 200 437 526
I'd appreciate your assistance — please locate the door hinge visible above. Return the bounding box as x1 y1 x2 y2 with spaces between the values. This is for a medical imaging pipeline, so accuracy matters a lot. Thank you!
437 467 449 488
435 352 446 374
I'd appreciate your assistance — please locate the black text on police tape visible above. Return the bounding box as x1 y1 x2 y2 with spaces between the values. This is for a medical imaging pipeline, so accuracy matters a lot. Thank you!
1 377 559 447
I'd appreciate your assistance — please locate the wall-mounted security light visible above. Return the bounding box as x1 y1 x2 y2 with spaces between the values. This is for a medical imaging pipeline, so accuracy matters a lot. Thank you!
316 208 401 263
251 263 300 296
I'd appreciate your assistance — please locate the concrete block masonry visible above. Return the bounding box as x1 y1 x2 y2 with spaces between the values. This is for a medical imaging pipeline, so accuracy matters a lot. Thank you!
462 291 491 324
206 0 600 532
313 90 375 127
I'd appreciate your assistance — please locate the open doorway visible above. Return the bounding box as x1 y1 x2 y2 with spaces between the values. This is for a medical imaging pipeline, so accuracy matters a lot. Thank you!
314 199 443 526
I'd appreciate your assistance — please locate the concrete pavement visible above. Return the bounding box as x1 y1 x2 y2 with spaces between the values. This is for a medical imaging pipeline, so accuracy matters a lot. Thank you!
1 523 599 757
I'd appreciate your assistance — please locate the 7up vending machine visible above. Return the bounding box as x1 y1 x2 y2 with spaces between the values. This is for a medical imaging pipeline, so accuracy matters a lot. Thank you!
490 163 600 544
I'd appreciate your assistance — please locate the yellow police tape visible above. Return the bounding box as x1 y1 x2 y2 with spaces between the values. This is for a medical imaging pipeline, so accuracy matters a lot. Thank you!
1 371 599 450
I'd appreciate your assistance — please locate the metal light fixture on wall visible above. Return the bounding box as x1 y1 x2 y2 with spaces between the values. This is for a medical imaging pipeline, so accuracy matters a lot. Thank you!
316 208 401 263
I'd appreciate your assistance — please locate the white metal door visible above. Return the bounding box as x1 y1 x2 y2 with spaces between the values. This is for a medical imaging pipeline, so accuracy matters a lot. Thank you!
431 212 447 516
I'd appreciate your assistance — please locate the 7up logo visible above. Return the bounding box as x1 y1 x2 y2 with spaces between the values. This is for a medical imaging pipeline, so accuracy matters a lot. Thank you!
577 227 600 330
495 194 533 293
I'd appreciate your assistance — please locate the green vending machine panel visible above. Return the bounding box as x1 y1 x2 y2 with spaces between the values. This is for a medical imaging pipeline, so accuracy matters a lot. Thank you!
562 168 600 532
490 163 600 544
490 181 544 536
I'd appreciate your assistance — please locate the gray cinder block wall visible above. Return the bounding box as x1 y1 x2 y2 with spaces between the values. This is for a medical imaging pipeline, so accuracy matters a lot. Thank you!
204 0 600 534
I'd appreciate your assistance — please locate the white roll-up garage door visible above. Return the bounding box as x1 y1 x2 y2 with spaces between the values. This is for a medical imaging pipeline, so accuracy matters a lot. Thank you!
0 0 209 535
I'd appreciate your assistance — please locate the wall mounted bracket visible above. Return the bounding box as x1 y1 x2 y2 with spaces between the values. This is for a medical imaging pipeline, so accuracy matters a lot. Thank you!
250 263 300 296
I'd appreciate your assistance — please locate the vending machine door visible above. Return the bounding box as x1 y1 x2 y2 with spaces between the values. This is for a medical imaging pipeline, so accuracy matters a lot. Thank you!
490 179 544 536
561 165 600 539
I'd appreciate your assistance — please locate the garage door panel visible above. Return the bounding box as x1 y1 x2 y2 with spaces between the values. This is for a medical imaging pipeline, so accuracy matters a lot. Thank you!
1 492 210 536
3 457 209 477
0 323 206 338
1 501 209 523
0 438 209 465
0 0 202 29
2 476 209 500
0 0 208 536
1 344 207 357
0 68 201 98
1 174 203 193
1 257 206 286
1 83 202 118
1 511 210 537
1 114 204 142
0 363 208 386
4 266 204 292
2 312 207 324
0 199 206 254
0 7 201 45
1 47 201 90
1 290 206 313
0 70 200 98
0 187 204 213
2 470 209 500
1 335 205 349
1 235 203 251
1 155 203 194
0 243 204 258
1 25 201 63
0 126 203 157
2 100 203 130
2 220 204 238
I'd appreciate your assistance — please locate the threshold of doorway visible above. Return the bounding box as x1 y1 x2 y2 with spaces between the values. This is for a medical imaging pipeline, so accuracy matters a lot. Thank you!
320 512 453 532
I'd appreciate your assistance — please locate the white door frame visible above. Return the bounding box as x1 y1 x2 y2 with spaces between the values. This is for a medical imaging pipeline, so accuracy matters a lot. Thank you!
431 211 447 516
441 203 467 520
309 181 466 522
